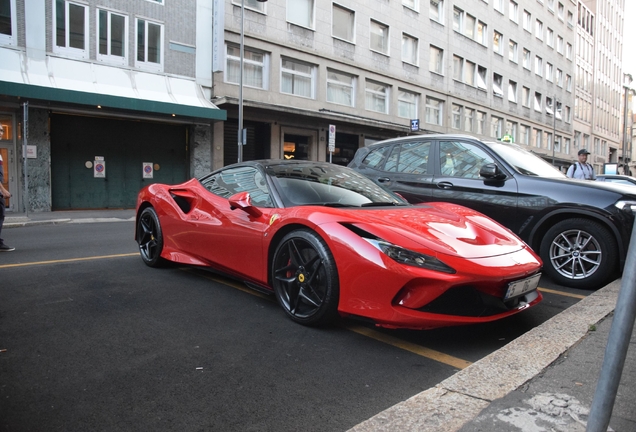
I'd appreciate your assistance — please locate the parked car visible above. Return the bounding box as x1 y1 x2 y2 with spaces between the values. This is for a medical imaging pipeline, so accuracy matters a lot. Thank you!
596 174 636 187
349 134 636 289
135 160 542 330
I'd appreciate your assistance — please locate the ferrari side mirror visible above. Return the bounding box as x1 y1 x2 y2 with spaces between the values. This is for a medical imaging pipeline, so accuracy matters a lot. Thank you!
229 191 263 217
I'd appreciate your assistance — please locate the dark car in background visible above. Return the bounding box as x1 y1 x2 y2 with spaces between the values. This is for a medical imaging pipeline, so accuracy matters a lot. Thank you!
349 134 636 289
596 174 636 187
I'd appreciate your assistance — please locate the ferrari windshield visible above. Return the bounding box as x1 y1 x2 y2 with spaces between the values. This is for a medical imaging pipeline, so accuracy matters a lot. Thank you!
267 162 406 207
486 142 567 178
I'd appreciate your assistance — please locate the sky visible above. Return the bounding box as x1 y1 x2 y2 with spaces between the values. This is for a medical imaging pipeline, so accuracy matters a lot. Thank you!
624 2 636 80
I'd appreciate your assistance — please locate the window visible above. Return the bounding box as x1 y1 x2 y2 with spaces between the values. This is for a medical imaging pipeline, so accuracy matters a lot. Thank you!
566 43 572 60
370 19 389 54
547 28 554 47
402 33 419 65
477 66 487 90
493 31 503 55
557 36 564 54
535 56 542 76
287 0 314 28
546 96 554 115
327 70 355 107
493 73 503 97
523 48 531 69
226 45 267 89
398 89 419 119
564 137 570 154
202 167 273 208
508 80 517 102
509 1 518 22
494 0 504 13
566 74 572 91
522 86 530 107
506 121 517 141
430 0 443 22
464 61 476 86
234 0 266 12
365 80 389 114
388 141 432 175
520 125 529 144
425 97 443 125
476 111 486 134
547 0 554 11
439 141 494 179
97 9 127 65
567 10 573 27
404 0 419 11
463 13 475 39
453 55 463 81
54 0 89 58
534 92 542 112
0 0 17 45
332 4 354 42
452 104 462 129
535 19 543 40
556 69 563 87
556 101 562 119
453 8 484 43
565 105 571 122
429 45 444 74
558 2 564 20
546 63 553 81
491 116 503 138
523 10 531 31
136 18 163 71
476 21 487 45
534 129 542 148
464 108 474 132
509 40 518 62
281 58 315 98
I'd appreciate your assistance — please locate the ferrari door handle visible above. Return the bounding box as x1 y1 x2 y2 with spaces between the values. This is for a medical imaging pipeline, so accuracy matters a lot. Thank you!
436 181 454 189
377 177 390 183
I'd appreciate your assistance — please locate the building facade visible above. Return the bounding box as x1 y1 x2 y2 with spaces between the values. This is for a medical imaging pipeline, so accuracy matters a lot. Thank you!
0 0 226 211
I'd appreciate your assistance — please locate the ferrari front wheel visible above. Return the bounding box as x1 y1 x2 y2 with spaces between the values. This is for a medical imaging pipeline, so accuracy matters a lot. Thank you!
272 230 340 326
137 207 166 268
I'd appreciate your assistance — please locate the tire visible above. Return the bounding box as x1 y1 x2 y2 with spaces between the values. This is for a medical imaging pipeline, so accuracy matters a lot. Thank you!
137 207 166 268
271 230 340 326
539 218 617 289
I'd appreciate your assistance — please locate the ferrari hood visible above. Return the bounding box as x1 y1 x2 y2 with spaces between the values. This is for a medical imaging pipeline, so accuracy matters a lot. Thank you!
344 203 525 259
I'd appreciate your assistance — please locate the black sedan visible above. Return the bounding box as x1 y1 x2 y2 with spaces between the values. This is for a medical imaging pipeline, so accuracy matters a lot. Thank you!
349 134 636 289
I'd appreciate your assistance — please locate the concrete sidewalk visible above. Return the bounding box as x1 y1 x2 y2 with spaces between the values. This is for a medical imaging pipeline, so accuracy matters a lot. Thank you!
4 210 634 431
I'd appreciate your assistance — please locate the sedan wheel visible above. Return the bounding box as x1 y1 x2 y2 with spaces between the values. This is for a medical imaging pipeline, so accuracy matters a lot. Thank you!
540 218 617 289
272 230 339 326
137 207 166 268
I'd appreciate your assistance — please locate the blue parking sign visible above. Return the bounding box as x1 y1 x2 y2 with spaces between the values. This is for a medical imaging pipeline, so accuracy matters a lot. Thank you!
410 119 419 131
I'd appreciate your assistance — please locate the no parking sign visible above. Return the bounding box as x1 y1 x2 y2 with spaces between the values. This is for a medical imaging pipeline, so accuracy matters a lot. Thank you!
94 156 106 178
143 162 154 179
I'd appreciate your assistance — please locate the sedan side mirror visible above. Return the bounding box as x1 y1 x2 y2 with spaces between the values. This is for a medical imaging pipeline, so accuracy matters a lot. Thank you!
229 191 263 217
480 163 507 180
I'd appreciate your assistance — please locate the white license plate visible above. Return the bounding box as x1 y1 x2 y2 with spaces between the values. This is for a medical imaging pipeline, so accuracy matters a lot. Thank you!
504 273 541 300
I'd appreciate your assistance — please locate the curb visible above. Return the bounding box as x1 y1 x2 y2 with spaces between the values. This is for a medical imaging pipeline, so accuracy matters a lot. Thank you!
4 219 72 228
348 279 621 432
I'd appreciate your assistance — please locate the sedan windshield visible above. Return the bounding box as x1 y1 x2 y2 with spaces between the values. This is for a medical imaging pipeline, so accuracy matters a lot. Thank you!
267 162 406 207
486 142 567 178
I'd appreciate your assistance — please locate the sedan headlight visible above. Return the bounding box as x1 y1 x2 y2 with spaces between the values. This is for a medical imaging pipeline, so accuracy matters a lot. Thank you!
364 238 456 274
615 200 636 213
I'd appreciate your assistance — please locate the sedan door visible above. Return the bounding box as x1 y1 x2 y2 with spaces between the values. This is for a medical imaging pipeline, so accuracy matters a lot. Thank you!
432 140 522 231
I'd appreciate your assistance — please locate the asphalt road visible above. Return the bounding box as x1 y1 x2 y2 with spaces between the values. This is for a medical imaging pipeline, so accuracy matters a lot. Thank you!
0 221 593 431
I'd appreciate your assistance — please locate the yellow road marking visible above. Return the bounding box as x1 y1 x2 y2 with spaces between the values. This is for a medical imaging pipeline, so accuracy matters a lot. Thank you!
0 252 139 269
184 267 472 368
344 324 472 369
538 287 587 299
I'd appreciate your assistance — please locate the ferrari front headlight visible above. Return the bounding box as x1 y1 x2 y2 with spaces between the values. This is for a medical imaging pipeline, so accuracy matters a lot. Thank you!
364 239 456 274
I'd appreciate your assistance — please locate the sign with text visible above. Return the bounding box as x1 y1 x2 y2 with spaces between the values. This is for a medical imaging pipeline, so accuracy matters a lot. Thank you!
328 124 336 153
94 156 105 178
143 162 154 179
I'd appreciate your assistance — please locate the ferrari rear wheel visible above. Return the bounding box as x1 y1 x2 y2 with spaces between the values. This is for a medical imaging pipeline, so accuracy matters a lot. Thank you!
272 230 340 326
137 207 166 268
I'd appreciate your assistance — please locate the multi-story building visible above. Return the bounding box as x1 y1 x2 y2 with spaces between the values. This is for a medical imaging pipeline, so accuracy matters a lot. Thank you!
213 0 577 171
1 0 625 212
575 0 625 175
0 0 226 211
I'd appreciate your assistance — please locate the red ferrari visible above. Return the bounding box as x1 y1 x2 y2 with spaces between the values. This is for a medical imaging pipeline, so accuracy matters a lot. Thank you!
135 160 542 330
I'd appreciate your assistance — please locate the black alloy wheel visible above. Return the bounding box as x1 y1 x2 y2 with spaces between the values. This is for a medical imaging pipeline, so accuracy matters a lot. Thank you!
271 230 340 326
540 218 617 289
137 207 166 268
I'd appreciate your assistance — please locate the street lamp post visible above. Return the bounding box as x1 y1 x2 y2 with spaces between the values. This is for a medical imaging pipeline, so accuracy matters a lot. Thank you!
552 96 559 167
238 0 268 163
621 73 633 175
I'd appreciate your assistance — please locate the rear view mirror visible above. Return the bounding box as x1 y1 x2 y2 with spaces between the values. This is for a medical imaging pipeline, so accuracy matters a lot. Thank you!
480 163 506 180
229 191 263 217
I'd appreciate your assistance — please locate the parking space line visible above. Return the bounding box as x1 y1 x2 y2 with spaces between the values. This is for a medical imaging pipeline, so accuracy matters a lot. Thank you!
538 287 587 299
183 267 473 369
0 253 139 269
344 324 472 369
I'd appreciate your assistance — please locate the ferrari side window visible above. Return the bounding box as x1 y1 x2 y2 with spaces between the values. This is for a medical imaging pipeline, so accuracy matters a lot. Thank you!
396 141 431 174
361 146 391 170
200 167 273 207
439 141 494 179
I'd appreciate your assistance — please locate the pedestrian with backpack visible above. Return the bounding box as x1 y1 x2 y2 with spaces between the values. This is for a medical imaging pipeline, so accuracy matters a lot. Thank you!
566 149 596 180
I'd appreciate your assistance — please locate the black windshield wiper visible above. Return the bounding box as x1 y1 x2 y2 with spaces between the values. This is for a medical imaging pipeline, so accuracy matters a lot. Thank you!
360 202 407 207
319 202 352 207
